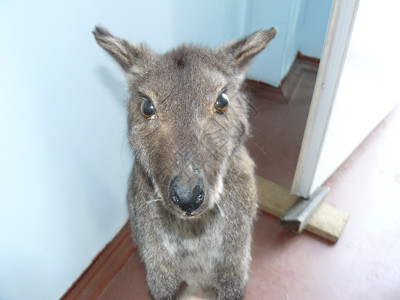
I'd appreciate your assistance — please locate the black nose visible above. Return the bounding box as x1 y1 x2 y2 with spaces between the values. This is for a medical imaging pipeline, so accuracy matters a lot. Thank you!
169 176 205 214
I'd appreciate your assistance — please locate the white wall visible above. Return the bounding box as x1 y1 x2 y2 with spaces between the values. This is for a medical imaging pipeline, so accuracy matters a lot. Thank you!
310 0 400 192
0 1 332 299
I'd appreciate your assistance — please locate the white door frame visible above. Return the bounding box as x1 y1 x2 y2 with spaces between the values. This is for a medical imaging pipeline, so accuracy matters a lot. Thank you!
291 0 360 197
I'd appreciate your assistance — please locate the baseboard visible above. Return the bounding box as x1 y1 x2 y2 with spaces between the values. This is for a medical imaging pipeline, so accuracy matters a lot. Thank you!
245 52 320 105
61 222 135 300
243 79 287 104
281 52 320 102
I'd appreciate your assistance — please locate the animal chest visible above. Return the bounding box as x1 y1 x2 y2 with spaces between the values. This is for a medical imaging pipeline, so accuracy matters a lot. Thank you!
160 216 223 286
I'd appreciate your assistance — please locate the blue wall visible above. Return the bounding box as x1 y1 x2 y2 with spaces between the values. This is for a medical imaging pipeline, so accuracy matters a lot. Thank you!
245 0 306 86
172 0 248 46
246 0 333 86
0 1 332 299
299 0 334 58
0 1 180 299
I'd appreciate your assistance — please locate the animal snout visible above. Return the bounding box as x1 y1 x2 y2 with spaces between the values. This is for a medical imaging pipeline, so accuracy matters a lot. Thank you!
169 175 205 215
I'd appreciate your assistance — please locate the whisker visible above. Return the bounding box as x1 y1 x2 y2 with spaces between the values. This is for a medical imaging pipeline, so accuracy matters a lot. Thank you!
215 202 225 217
146 198 162 204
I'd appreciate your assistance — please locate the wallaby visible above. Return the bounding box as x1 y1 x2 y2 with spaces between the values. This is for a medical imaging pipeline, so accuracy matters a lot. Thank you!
93 26 276 300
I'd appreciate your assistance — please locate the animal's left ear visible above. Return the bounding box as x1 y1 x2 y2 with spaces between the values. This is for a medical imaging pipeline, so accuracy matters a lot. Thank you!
218 28 277 72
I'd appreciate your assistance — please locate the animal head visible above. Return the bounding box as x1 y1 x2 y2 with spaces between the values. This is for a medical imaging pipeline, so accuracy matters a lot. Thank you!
93 26 276 218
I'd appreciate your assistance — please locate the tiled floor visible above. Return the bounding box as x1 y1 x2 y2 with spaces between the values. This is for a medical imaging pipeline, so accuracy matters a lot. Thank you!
76 69 400 299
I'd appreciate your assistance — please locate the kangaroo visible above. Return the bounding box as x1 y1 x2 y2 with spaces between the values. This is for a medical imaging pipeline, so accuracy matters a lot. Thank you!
93 26 276 300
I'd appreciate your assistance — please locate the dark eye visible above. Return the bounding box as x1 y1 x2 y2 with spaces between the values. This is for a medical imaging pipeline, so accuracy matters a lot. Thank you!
215 91 229 114
141 99 156 119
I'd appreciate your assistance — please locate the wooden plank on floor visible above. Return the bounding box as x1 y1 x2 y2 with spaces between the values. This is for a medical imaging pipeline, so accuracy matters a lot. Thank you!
256 176 349 242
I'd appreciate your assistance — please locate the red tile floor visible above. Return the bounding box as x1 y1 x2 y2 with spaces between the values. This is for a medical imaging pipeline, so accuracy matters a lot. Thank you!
94 73 400 299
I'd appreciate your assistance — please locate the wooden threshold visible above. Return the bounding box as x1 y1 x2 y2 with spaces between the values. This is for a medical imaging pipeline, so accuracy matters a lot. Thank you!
256 176 349 243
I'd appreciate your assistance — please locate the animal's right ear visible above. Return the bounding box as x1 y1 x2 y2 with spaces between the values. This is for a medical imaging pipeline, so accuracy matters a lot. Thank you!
93 26 151 74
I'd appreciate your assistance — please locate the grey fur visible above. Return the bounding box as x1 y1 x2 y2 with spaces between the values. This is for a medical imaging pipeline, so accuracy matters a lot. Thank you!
93 26 276 300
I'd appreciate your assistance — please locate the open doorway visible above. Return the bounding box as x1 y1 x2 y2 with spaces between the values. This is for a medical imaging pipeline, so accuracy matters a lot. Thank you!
243 0 333 189
246 54 320 189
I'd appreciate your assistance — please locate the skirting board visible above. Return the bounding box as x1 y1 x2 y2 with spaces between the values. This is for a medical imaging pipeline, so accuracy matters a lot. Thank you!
256 176 349 243
61 223 135 300
243 51 320 106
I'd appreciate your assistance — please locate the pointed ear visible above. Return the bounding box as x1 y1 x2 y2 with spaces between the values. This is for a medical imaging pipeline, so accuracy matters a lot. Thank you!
93 26 152 73
219 27 277 72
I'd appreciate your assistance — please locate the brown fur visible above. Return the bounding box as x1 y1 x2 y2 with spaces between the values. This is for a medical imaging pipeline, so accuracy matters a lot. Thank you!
93 26 276 300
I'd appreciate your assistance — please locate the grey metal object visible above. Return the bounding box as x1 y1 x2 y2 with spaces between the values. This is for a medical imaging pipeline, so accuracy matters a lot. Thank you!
280 186 330 233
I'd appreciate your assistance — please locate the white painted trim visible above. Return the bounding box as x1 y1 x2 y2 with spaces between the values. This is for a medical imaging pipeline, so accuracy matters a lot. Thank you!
290 0 360 197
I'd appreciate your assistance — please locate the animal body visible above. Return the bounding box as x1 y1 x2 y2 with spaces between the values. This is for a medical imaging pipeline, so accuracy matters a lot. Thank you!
93 26 276 300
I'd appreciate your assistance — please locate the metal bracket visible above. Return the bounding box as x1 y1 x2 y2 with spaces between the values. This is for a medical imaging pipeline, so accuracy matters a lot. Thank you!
280 186 330 233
